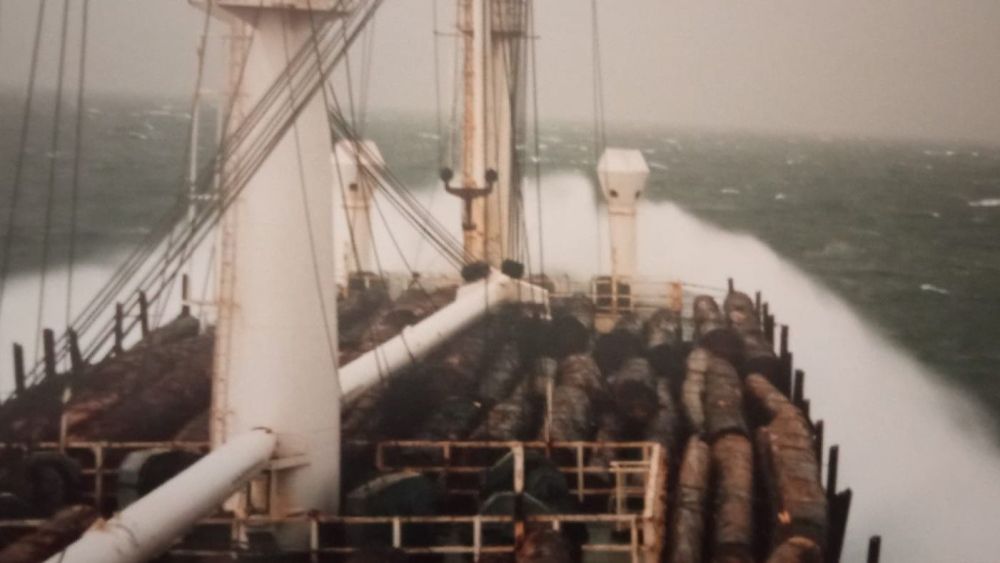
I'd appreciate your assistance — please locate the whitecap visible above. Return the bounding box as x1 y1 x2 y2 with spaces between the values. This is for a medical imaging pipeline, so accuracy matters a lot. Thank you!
929 211 941 218
417 132 440 141
720 187 740 195
774 193 787 201
642 148 657 155
968 198 1000 208
920 283 950 295
648 162 669 171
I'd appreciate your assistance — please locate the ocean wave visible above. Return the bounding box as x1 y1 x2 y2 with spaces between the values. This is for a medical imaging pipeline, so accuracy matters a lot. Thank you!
648 161 668 171
968 198 1000 208
775 192 787 201
920 283 950 295
720 187 740 195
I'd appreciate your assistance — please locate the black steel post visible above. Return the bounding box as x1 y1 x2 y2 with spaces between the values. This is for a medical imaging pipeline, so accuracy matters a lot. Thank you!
43 329 57 380
12 343 25 395
793 369 805 407
866 535 881 563
114 303 125 354
826 445 840 500
138 291 150 338
67 329 84 374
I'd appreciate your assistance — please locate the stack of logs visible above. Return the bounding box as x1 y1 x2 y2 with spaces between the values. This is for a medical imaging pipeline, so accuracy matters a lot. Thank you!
670 290 840 563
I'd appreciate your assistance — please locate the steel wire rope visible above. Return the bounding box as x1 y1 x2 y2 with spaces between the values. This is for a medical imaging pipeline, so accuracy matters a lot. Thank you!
16 0 379 388
0 0 48 340
34 0 73 361
280 12 339 374
152 0 216 330
65 0 90 329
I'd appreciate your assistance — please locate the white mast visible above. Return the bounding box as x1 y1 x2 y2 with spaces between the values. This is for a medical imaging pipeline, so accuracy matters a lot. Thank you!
457 0 526 267
331 139 384 287
211 0 346 546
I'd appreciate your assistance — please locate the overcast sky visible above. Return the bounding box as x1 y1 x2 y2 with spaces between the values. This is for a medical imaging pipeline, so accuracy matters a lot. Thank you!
1 0 999 144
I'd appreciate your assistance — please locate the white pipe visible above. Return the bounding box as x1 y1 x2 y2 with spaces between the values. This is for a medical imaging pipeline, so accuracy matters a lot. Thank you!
46 429 276 563
340 272 548 402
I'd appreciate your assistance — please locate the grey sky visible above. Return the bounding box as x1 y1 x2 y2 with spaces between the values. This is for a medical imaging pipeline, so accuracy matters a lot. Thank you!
1 0 999 144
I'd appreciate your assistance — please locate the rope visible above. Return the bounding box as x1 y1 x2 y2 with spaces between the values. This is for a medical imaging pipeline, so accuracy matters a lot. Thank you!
0 0 48 340
528 0 544 278
281 12 339 373
65 0 90 328
431 0 445 165
15 0 383 390
590 0 607 162
34 0 72 360
152 0 215 331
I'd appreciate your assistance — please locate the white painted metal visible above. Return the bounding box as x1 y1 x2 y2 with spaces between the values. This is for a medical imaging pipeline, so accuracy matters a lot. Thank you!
331 139 384 285
459 0 527 267
459 0 487 261
339 272 548 402
45 430 276 563
211 1 343 547
596 148 649 279
483 0 527 267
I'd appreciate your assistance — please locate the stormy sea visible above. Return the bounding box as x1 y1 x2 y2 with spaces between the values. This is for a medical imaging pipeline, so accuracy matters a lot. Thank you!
2 91 1000 561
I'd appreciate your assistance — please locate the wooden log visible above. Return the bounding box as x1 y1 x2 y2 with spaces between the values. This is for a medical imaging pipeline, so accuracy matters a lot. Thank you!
645 308 682 350
725 291 779 379
555 293 596 332
587 410 626 481
693 295 725 339
594 328 643 377
471 381 539 441
528 356 559 400
515 528 578 563
755 423 827 551
341 286 456 364
543 385 594 441
669 437 710 563
337 282 391 344
705 358 748 440
0 315 203 442
609 357 658 428
477 339 522 406
682 347 711 434
558 354 607 405
711 433 754 563
645 308 684 379
66 334 213 441
746 375 828 552
765 536 821 563
645 379 680 457
0 505 98 563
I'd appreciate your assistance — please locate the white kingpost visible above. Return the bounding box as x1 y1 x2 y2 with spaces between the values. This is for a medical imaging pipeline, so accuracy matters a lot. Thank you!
331 139 383 286
597 148 649 279
458 0 527 266
212 0 346 546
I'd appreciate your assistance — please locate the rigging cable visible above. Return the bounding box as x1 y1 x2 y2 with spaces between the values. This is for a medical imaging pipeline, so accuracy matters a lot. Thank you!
0 0 48 339
528 0 544 278
281 12 338 373
151 0 215 329
35 0 73 360
65 0 90 328
590 0 607 162
431 0 445 165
